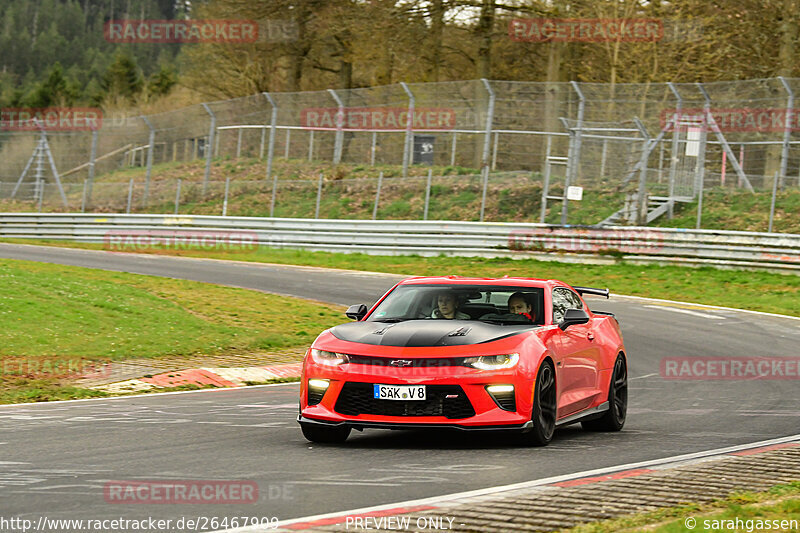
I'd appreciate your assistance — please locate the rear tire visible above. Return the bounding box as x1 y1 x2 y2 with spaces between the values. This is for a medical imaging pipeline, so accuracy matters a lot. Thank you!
582 354 627 432
521 360 557 446
301 422 351 443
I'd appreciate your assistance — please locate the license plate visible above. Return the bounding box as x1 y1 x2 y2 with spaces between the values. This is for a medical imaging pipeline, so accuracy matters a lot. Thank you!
373 384 426 401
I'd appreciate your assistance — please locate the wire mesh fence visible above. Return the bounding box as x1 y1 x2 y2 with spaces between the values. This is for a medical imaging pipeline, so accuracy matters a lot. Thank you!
2 77 800 232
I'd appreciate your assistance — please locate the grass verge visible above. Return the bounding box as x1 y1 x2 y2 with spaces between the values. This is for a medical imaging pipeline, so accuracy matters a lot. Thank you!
562 481 800 532
6 242 800 317
0 258 343 404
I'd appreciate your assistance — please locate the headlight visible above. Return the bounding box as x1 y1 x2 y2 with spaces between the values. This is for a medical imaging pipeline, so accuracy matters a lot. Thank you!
464 353 520 370
311 349 350 366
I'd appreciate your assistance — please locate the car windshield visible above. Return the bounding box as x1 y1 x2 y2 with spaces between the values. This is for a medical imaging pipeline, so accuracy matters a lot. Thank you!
367 284 545 325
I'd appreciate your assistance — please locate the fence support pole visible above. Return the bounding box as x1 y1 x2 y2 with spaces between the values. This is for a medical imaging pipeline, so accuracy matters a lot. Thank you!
491 132 499 170
667 82 683 219
236 127 243 158
315 173 323 219
284 129 291 159
479 79 495 222
450 132 457 166
372 171 383 220
141 116 155 208
561 81 585 225
423 169 433 220
308 130 314 161
126 178 134 214
769 171 779 233
223 177 231 216
633 117 652 226
697 83 753 193
400 82 415 178
81 178 88 213
328 89 344 164
370 132 377 166
201 103 216 195
263 92 278 216
174 179 182 215
86 129 98 208
778 77 794 191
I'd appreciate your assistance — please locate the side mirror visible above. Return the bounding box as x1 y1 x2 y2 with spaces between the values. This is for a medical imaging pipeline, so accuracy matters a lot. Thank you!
345 304 368 321
559 308 590 331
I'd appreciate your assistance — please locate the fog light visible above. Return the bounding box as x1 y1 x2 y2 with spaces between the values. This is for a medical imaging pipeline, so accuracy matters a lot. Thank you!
308 379 330 390
485 384 516 411
486 384 514 394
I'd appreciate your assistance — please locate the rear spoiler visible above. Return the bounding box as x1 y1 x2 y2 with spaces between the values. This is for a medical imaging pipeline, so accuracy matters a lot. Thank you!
573 286 610 299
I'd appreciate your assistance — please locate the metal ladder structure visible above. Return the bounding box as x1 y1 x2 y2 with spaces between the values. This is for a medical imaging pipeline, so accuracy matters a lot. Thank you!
11 121 68 208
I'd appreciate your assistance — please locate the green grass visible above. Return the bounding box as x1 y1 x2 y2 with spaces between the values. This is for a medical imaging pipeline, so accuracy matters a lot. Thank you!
8 242 800 317
563 481 800 532
0 258 344 404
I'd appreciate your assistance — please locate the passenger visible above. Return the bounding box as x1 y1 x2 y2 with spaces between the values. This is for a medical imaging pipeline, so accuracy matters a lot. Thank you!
432 291 470 320
507 292 536 323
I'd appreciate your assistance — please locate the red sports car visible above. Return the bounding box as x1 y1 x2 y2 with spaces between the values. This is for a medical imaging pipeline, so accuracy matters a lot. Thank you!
297 276 627 446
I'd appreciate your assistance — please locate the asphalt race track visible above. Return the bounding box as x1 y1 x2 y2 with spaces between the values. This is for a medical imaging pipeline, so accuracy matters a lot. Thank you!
1 242 799 525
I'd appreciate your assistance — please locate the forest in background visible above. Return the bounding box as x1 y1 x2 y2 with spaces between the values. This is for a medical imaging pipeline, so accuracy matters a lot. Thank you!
1 0 799 112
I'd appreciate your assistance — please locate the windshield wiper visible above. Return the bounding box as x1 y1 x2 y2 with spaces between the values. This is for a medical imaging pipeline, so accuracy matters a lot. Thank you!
370 318 407 323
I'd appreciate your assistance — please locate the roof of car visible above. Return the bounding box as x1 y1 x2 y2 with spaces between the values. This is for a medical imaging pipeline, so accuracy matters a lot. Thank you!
398 276 563 288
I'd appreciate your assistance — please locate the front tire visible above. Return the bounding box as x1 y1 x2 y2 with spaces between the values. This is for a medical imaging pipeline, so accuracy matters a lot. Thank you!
301 422 351 443
582 353 627 432
521 360 557 446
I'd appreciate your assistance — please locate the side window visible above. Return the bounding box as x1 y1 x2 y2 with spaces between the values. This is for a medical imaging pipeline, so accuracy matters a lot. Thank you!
552 288 583 323
552 288 571 324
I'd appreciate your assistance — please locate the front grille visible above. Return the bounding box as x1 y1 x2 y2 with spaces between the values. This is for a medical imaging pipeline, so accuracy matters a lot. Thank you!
347 355 464 367
334 382 475 419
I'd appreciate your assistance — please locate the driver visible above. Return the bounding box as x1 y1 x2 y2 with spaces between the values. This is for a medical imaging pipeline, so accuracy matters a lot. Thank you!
431 291 469 319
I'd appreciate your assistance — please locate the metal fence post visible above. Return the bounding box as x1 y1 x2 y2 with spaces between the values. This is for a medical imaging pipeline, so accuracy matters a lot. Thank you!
201 103 216 195
667 82 683 219
491 131 499 170
769 171 779 232
284 129 291 159
126 178 134 214
315 173 323 219
695 84 711 204
141 116 155 208
174 179 182 215
423 169 433 220
450 132 457 166
81 178 88 213
372 171 383 220
371 132 377 166
236 127 243 158
479 78 495 222
87 129 98 207
308 130 314 161
561 81 585 225
778 77 793 191
633 117 651 225
263 92 278 216
400 82 415 177
328 89 344 164
223 177 231 216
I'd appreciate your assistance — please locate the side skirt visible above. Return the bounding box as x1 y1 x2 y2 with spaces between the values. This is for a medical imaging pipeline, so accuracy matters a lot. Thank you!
555 401 609 428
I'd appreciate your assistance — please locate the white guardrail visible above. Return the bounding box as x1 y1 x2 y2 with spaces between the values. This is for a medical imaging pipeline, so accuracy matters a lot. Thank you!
1 213 800 273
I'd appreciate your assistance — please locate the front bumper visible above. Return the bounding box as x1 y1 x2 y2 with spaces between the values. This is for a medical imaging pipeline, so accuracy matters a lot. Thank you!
299 361 534 428
298 415 534 432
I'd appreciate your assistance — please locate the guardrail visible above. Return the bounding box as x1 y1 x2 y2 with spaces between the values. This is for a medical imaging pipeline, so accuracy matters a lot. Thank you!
1 213 799 273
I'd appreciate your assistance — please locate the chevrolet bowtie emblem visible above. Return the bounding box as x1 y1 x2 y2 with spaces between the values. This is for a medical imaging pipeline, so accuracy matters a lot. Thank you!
389 359 413 367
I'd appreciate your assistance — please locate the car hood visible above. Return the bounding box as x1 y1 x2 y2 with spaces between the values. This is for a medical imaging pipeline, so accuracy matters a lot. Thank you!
329 319 533 347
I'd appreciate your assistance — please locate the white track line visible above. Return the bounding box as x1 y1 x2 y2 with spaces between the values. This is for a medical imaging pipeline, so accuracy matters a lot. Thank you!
0 381 299 409
642 305 723 319
218 433 800 533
